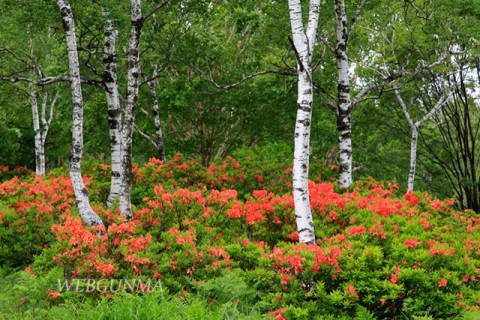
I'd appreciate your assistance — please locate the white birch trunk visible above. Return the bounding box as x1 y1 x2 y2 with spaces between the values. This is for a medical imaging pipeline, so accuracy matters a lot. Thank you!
334 0 353 189
147 67 166 161
57 0 104 227
288 0 320 244
40 90 56 174
102 14 123 207
30 90 56 175
30 91 44 175
408 127 418 191
395 86 448 191
119 0 142 220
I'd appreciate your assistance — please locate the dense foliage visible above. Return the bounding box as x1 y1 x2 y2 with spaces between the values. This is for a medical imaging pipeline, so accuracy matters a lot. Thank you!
2 153 480 319
2 0 480 201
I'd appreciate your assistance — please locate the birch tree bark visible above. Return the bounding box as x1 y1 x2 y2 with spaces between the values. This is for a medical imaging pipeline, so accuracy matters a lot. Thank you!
136 67 167 161
394 85 448 191
30 90 44 175
30 90 57 175
101 11 123 207
334 0 353 189
288 0 320 245
147 66 166 161
119 0 143 220
56 0 104 227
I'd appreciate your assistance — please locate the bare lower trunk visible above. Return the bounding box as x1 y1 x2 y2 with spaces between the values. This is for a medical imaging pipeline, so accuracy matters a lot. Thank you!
408 128 418 191
334 0 353 189
40 91 56 174
288 0 319 245
119 0 143 220
292 74 315 244
30 90 56 175
30 91 44 175
147 68 166 161
57 0 104 227
337 108 352 188
102 14 123 207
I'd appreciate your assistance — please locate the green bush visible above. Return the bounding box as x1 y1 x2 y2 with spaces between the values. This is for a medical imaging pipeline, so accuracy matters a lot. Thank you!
2 153 480 318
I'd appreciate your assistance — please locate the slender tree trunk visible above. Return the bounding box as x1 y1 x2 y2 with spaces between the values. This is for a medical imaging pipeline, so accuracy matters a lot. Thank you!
102 14 123 207
147 67 166 161
459 72 479 211
57 0 104 227
119 0 143 220
334 0 353 189
30 91 44 175
39 90 56 174
408 127 418 191
288 0 320 245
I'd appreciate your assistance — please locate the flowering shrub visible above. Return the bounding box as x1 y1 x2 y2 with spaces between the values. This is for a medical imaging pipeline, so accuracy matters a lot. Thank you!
0 165 30 182
2 156 480 318
0 174 71 267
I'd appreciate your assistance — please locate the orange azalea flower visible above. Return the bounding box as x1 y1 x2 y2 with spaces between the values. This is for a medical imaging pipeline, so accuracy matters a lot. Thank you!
438 278 447 287
346 284 358 299
47 289 62 300
404 239 422 248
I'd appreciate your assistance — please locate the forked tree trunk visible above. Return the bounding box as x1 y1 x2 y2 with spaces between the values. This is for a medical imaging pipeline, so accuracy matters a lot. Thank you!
57 0 104 227
39 91 56 174
102 13 123 207
288 0 320 245
394 85 448 191
119 0 143 220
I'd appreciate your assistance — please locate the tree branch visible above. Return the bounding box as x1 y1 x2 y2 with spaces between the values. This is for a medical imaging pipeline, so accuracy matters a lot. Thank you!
416 92 450 127
348 0 366 38
404 0 432 20
312 81 337 112
143 0 170 22
288 36 305 72
394 84 415 129
351 51 448 107
317 34 335 54
203 69 295 91
134 123 156 148
0 75 103 87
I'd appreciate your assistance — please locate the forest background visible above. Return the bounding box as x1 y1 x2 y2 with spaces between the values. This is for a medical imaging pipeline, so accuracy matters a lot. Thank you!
1 0 479 209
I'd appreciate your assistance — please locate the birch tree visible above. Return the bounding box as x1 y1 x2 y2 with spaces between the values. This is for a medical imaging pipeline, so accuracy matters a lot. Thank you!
83 0 168 213
288 0 320 244
332 0 357 189
315 0 368 188
135 67 166 162
1 39 63 176
29 89 58 175
101 8 123 207
56 0 104 227
394 84 449 191
27 31 58 176
118 0 143 220
315 0 448 189
147 68 166 162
